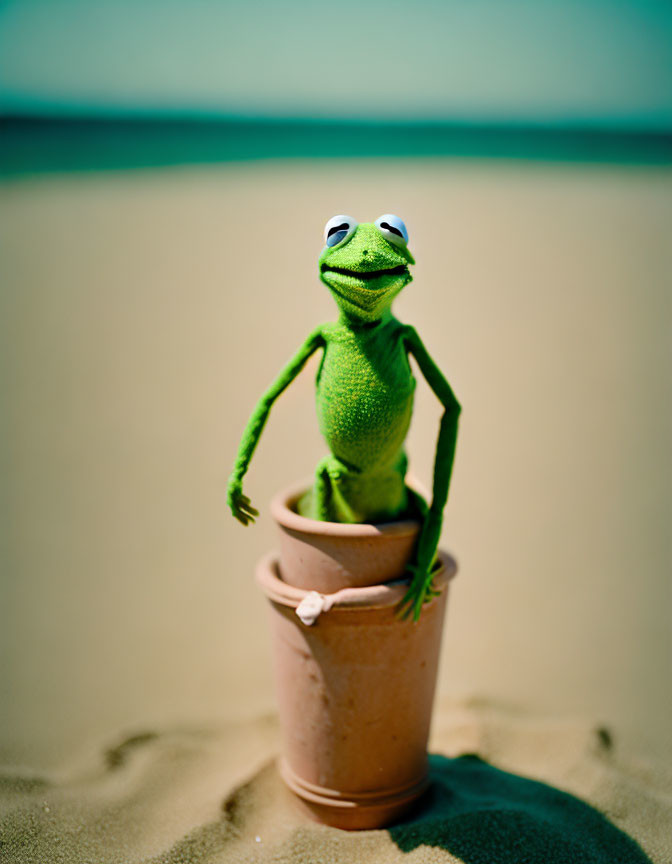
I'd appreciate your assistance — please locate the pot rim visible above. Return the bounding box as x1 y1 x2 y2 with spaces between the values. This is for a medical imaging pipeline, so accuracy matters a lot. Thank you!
256 551 457 611
270 482 422 538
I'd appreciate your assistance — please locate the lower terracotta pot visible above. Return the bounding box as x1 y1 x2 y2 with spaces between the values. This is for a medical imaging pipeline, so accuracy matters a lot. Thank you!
271 484 421 593
256 550 457 830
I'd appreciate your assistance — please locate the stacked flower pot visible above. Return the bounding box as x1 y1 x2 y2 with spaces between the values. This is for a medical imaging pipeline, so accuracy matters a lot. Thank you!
255 484 457 829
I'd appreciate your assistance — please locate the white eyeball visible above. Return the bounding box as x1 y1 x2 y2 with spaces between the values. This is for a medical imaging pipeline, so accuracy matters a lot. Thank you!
324 214 358 248
374 214 408 248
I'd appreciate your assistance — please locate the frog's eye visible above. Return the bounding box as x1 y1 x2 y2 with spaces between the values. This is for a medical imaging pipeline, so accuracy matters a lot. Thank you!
374 214 408 248
324 214 358 248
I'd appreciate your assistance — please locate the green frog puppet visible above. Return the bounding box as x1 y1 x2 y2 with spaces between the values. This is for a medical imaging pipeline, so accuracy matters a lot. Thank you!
227 214 461 619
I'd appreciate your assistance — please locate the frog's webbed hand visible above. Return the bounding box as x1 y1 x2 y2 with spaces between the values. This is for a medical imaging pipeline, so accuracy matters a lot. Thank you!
398 326 461 620
227 480 259 526
398 515 443 620
227 327 324 524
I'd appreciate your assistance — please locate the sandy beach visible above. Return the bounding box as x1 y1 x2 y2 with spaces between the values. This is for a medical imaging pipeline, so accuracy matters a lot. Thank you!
1 159 671 859
1 699 670 862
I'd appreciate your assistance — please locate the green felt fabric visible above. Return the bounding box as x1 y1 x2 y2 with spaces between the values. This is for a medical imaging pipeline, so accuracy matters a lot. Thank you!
228 222 460 618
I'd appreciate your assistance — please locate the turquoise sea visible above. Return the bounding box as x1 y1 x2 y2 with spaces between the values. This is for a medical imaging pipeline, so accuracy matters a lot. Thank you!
2 117 671 177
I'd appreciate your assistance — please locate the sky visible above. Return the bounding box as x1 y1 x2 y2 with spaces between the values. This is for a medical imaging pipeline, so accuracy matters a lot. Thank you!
0 0 671 127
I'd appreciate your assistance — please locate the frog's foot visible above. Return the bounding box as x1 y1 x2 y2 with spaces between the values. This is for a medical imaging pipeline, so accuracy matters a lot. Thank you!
397 562 442 622
227 480 259 526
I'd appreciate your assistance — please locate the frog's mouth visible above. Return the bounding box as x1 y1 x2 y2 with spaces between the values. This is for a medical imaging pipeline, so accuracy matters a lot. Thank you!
320 263 408 283
320 261 412 317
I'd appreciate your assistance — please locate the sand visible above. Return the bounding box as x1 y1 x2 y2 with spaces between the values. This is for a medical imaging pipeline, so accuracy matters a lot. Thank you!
1 700 670 863
2 160 671 768
1 160 671 860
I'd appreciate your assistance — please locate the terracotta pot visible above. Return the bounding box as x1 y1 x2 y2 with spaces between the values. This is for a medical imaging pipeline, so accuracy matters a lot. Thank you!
256 550 457 830
271 484 421 593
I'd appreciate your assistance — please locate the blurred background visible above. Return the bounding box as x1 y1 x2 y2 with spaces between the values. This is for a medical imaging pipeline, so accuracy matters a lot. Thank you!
1 0 670 772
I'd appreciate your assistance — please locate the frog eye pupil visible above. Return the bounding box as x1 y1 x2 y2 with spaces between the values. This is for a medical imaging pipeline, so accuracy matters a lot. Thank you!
327 222 349 238
327 223 350 247
380 221 403 239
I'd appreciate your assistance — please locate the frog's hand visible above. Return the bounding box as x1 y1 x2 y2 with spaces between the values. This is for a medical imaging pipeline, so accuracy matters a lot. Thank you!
226 476 259 526
397 561 441 622
396 508 442 620
228 327 324 522
403 325 461 575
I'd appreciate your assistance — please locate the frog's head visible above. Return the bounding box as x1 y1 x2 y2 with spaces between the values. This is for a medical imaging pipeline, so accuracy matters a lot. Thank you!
319 215 415 323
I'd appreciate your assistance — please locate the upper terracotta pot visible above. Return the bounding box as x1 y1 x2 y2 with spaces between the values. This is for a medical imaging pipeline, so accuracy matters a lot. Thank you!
271 484 421 593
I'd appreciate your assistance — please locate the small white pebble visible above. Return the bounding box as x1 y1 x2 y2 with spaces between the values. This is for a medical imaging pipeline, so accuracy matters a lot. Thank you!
255 835 262 843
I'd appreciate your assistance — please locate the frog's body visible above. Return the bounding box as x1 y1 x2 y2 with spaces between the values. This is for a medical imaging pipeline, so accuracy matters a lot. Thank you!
300 314 415 523
228 215 460 618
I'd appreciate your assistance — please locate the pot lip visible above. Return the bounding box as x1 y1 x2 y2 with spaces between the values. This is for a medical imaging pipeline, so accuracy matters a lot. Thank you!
256 551 457 611
270 482 422 538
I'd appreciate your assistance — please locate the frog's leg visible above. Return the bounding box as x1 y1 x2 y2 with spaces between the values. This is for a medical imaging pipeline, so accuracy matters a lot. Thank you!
298 454 365 522
313 454 341 521
299 452 411 524
297 454 347 521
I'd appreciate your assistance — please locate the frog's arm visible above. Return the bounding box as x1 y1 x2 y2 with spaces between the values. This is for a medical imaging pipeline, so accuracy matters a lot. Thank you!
227 327 325 525
400 326 461 619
